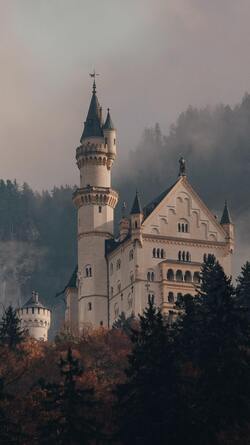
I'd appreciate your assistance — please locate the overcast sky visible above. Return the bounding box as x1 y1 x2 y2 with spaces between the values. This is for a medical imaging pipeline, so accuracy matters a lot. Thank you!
1 0 250 190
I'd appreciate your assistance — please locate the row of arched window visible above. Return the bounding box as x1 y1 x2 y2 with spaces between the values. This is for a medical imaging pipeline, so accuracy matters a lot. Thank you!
167 268 200 283
152 248 165 259
178 251 191 262
167 292 183 303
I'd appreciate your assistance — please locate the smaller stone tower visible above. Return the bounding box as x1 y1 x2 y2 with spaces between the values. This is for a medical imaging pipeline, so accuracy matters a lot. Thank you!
17 291 51 341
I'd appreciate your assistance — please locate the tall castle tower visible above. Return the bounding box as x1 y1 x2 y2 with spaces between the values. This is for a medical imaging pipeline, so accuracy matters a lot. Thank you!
73 77 118 330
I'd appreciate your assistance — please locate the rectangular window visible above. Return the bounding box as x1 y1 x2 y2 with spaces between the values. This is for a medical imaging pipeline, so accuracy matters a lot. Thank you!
99 206 102 213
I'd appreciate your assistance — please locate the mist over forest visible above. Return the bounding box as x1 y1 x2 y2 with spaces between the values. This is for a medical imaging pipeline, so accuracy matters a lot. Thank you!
0 93 249 329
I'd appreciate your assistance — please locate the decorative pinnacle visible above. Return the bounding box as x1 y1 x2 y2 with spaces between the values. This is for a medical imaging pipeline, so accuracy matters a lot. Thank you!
179 156 186 176
121 201 127 218
89 70 99 94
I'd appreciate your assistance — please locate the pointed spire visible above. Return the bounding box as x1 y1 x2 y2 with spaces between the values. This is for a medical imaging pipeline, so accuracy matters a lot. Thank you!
103 108 115 130
80 77 103 142
130 191 142 214
220 200 232 224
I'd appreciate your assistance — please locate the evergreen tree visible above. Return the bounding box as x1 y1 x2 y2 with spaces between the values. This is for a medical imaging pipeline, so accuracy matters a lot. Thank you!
176 256 250 444
0 306 26 350
236 261 250 314
117 300 179 445
112 311 136 336
37 347 99 445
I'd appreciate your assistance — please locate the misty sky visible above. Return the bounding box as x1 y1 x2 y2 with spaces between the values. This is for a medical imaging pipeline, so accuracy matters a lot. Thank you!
1 0 250 190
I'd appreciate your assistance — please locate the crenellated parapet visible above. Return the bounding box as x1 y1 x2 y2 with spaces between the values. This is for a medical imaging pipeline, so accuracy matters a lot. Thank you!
73 186 118 209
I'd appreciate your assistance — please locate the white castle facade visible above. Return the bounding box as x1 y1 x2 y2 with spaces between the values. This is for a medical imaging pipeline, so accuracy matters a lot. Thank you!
65 79 234 332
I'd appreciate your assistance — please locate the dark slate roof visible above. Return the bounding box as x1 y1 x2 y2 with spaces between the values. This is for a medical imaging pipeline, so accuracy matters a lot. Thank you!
220 201 232 224
103 108 115 130
143 180 178 220
67 266 78 288
80 84 103 141
130 191 142 214
105 234 131 256
22 293 46 309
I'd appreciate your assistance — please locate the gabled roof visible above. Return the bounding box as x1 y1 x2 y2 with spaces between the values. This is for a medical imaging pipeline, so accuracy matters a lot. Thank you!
80 81 103 141
143 179 178 220
220 201 232 224
103 108 115 130
130 191 142 214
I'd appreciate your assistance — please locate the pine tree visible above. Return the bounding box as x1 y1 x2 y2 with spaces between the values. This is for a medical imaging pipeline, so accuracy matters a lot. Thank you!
112 311 136 336
117 300 179 445
37 347 99 445
0 306 26 350
236 261 250 315
176 256 250 444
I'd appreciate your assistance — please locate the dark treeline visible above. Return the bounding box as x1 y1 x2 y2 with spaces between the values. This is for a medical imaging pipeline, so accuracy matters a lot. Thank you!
0 180 77 319
1 257 250 444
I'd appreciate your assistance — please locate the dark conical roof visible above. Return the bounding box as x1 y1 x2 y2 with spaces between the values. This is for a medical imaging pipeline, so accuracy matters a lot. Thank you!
130 191 142 214
80 81 104 142
22 292 47 309
103 108 115 130
220 200 232 224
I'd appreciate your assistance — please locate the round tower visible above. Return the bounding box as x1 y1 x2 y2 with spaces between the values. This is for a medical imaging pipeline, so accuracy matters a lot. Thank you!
73 76 118 330
17 291 51 341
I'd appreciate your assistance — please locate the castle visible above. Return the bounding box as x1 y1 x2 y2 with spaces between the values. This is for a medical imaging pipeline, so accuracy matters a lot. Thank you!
65 77 235 332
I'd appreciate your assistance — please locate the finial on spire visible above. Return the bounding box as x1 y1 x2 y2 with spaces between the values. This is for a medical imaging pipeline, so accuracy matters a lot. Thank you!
89 70 99 94
179 156 186 176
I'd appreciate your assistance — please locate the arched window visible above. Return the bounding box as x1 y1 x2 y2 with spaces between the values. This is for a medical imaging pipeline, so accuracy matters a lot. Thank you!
135 221 138 229
128 293 133 309
178 251 182 261
148 293 155 304
85 265 92 277
177 293 183 302
147 271 155 282
184 271 192 282
193 272 200 284
178 219 189 233
168 292 174 303
114 303 119 318
88 302 92 311
186 252 191 262
182 251 185 261
161 249 164 258
153 248 156 258
176 270 183 282
129 249 134 261
167 269 174 281
116 259 121 270
157 248 160 258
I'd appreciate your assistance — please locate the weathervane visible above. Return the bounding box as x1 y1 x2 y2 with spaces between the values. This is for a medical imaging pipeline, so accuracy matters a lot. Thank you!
89 70 99 93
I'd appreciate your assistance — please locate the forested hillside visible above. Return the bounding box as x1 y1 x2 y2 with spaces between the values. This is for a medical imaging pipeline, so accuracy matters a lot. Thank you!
0 181 77 327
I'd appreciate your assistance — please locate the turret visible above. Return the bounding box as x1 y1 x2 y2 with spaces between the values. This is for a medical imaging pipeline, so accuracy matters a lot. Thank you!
73 74 118 330
103 108 117 161
130 191 143 244
220 200 234 251
17 291 51 341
